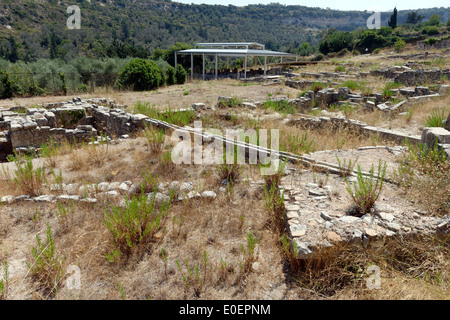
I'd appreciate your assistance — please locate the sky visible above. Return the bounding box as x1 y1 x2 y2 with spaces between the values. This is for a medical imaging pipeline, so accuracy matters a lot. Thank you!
173 0 450 11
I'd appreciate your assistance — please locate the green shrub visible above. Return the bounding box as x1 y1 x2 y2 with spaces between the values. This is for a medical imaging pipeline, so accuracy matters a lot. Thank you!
116 58 162 91
394 38 406 52
103 193 170 262
336 48 350 57
280 131 316 155
3 153 46 196
144 125 165 155
240 231 260 273
426 14 441 26
166 65 176 85
345 160 387 216
175 64 187 84
334 65 346 72
40 138 58 168
421 26 440 35
424 37 439 46
0 74 14 98
26 224 65 296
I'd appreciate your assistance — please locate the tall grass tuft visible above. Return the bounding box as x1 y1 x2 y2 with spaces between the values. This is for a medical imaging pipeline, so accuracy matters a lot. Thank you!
103 193 170 262
144 125 165 155
424 108 447 127
26 224 65 296
3 153 46 196
263 99 297 114
345 159 387 216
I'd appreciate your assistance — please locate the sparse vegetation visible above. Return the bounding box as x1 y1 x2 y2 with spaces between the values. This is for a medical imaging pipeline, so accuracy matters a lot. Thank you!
2 153 46 196
424 108 447 127
103 193 171 262
393 140 449 215
26 224 65 296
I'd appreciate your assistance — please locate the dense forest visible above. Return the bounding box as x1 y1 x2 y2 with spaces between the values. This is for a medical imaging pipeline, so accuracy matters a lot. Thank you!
0 0 448 61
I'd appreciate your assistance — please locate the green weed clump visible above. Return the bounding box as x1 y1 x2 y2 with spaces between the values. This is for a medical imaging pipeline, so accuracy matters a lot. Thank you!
424 108 447 127
175 251 209 298
40 138 59 168
83 134 110 166
103 193 170 262
3 153 46 196
26 224 65 296
144 125 165 155
345 159 387 216
133 101 195 127
240 231 260 274
341 80 360 91
263 99 296 114
218 96 243 108
280 131 316 155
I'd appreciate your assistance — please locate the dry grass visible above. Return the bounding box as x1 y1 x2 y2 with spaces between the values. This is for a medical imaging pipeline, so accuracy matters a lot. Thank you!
287 235 449 299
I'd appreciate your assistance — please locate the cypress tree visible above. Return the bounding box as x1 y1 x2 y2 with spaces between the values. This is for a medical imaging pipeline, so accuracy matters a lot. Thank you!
388 7 398 28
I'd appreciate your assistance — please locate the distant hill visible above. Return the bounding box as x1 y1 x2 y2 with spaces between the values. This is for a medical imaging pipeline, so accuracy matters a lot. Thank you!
0 0 448 61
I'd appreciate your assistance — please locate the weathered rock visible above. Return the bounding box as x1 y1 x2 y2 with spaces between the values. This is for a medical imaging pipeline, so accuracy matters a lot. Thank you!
326 231 342 242
57 195 80 202
421 127 450 146
147 192 170 205
337 216 360 224
192 103 206 111
65 183 79 195
377 212 395 223
293 240 313 257
320 211 333 221
118 182 129 193
201 190 217 199
33 195 55 202
179 182 194 193
97 182 110 192
291 224 307 237
445 113 450 131
0 195 15 204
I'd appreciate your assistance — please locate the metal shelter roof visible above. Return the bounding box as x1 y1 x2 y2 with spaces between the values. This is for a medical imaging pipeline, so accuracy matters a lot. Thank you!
176 48 296 57
194 42 265 50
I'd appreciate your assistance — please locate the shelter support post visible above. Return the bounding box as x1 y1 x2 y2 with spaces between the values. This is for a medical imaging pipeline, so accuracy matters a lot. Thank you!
215 53 218 80
244 54 247 79
191 53 193 80
264 56 267 77
202 53 205 81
